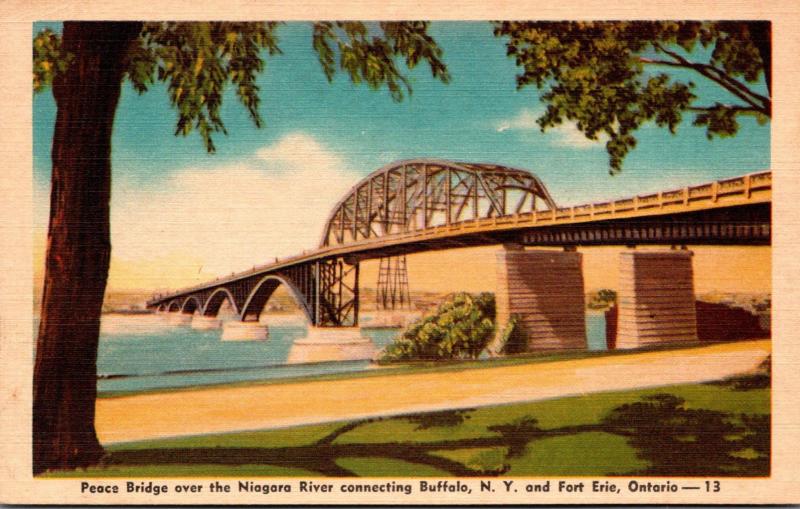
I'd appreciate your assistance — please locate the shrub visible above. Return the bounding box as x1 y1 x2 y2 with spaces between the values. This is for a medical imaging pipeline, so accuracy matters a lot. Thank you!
380 292 496 362
588 288 617 309
499 315 528 354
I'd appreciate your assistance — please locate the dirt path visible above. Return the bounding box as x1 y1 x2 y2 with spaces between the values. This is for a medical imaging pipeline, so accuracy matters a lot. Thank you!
95 339 770 444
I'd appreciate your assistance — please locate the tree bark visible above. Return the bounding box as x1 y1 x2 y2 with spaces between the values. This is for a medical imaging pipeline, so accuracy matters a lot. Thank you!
33 21 142 475
747 21 771 99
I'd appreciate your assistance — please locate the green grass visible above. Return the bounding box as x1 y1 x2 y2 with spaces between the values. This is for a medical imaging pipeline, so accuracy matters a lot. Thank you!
431 447 508 473
108 422 342 452
42 464 317 478
505 432 649 475
47 370 769 478
331 382 769 446
334 457 450 477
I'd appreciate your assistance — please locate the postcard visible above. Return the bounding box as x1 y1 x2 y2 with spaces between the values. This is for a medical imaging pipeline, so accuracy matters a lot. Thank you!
1 0 799 504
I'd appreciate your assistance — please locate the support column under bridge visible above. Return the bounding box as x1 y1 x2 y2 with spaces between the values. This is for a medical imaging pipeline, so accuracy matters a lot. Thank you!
616 250 698 349
492 246 587 352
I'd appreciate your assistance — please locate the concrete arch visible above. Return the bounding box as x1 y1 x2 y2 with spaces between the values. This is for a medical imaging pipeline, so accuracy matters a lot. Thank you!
157 303 167 312
181 296 203 315
240 274 312 323
201 288 239 317
167 300 182 312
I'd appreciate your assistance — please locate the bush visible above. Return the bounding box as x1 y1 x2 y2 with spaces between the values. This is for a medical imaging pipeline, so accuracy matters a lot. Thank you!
499 315 528 354
380 292 495 362
587 288 617 309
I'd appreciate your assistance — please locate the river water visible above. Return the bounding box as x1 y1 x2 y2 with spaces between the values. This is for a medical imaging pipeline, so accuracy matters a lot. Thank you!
92 313 606 394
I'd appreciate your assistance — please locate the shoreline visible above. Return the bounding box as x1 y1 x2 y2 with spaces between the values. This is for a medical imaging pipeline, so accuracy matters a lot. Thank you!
95 339 770 445
95 337 736 399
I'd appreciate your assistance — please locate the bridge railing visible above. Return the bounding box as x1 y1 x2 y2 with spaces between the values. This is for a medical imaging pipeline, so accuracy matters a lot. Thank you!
147 170 771 307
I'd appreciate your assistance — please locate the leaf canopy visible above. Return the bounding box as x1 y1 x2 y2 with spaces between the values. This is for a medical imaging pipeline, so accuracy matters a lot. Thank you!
493 21 771 173
34 21 450 153
381 292 496 362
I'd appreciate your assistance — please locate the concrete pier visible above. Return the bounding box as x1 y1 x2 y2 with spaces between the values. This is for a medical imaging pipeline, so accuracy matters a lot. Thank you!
492 246 587 352
191 315 222 330
287 327 377 363
616 250 698 349
221 320 269 341
166 312 193 326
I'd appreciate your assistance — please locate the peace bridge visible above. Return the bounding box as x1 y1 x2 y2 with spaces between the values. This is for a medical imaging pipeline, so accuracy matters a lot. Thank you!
146 159 771 361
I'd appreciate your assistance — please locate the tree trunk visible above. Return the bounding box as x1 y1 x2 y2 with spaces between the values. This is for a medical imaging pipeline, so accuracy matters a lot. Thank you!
747 21 771 99
33 21 141 475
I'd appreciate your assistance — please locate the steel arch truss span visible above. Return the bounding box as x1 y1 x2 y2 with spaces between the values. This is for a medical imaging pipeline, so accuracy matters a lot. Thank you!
320 159 557 248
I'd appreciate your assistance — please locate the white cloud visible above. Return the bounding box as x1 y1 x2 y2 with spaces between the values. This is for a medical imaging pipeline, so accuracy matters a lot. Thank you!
377 151 401 165
255 132 349 175
494 108 540 133
495 108 606 150
88 131 359 286
548 123 607 149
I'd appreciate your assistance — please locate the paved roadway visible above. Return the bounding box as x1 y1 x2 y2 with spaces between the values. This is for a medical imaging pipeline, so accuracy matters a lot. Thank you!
96 339 770 444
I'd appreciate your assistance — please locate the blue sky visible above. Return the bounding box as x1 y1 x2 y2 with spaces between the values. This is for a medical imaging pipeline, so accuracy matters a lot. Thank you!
32 21 770 289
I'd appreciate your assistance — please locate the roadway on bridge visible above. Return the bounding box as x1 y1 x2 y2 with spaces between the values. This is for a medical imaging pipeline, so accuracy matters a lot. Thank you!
95 339 770 444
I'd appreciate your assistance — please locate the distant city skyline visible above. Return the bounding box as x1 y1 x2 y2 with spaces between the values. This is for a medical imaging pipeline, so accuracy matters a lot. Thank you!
33 22 770 291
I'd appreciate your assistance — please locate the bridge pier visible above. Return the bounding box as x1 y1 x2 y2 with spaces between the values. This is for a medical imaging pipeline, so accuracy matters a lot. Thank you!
287 327 377 364
191 315 222 330
221 320 269 341
491 245 587 353
615 250 698 349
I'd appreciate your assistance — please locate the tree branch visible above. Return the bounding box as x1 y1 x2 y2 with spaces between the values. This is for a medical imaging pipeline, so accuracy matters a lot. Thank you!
641 55 765 112
646 43 770 115
687 105 761 114
638 57 687 68
703 65 771 112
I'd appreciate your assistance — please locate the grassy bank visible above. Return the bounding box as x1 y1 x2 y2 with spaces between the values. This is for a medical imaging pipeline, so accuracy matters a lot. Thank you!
51 366 769 478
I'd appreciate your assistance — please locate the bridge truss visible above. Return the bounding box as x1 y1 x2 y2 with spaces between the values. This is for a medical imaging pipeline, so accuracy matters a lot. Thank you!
320 159 557 248
147 163 770 330
376 255 411 310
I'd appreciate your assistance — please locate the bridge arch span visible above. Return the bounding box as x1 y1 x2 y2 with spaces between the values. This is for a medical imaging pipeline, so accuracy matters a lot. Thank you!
181 296 203 315
201 288 239 317
320 158 557 248
167 300 182 312
240 274 313 323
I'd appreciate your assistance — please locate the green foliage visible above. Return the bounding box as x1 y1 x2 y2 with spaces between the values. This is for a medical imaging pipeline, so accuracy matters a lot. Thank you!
596 289 617 303
313 21 450 102
493 21 771 173
32 28 69 93
33 21 450 153
381 292 496 362
499 315 528 354
588 288 617 309
132 22 282 152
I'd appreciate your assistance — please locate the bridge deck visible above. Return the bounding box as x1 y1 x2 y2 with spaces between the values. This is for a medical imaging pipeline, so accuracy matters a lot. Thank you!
147 171 771 308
